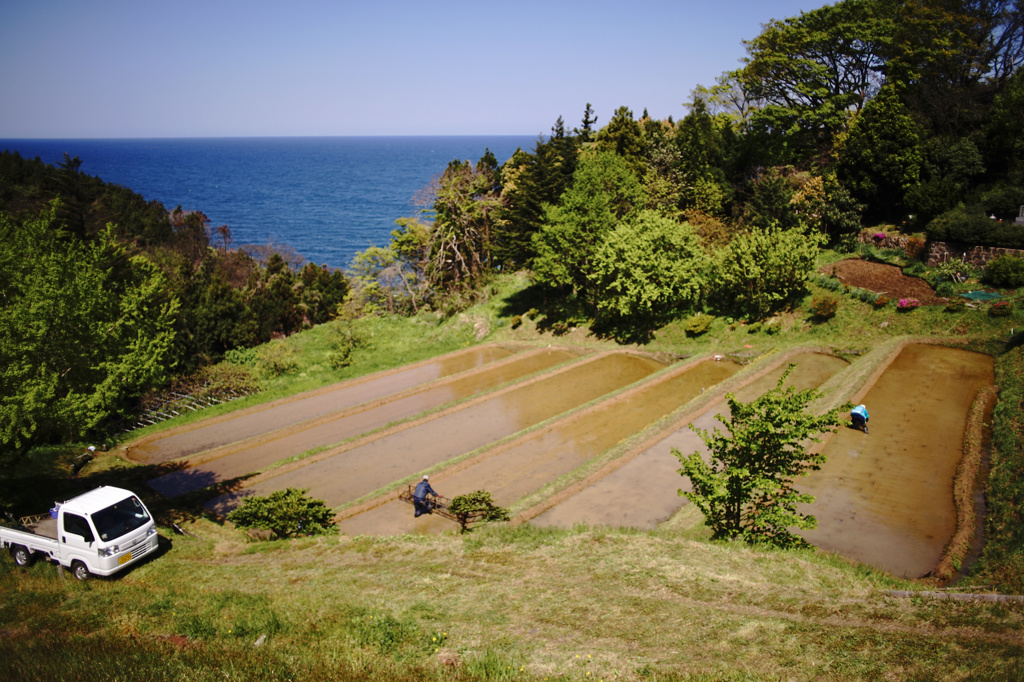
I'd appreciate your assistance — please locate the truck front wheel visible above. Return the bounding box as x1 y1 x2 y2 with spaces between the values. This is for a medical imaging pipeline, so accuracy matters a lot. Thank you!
71 561 90 581
11 545 33 567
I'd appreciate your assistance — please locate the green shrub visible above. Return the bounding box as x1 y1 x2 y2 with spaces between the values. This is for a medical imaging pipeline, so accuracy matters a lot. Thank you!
509 315 523 330
447 490 511 533
327 321 366 370
684 313 715 337
255 341 298 377
226 488 336 538
903 261 927 277
983 254 1024 288
936 281 958 297
835 233 859 253
926 208 1024 248
809 295 839 319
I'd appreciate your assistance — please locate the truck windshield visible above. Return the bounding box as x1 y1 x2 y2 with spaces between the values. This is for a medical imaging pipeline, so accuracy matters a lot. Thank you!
91 496 151 541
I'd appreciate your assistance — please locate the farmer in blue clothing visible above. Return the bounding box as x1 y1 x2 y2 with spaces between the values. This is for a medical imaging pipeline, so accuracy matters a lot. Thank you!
851 404 869 433
413 475 439 517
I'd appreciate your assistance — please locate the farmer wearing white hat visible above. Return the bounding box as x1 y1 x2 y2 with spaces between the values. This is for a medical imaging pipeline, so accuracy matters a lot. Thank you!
412 475 439 517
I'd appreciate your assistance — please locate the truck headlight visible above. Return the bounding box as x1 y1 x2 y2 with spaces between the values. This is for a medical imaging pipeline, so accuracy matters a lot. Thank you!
98 545 119 558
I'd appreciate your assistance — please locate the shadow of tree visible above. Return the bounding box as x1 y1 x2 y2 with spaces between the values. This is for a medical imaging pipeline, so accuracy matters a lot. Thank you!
0 457 256 534
1004 330 1024 353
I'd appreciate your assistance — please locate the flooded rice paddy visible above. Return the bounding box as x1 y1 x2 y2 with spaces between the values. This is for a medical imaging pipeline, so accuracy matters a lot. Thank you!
530 353 849 530
203 352 666 516
799 344 993 578
130 345 517 465
149 347 578 497
336 357 741 536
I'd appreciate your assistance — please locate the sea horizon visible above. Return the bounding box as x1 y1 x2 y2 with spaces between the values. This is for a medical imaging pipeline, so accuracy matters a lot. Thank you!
1 133 540 142
1 135 538 269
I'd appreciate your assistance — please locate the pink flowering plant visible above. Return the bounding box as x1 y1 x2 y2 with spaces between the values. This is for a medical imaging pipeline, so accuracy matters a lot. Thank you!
897 297 920 311
989 300 1013 317
873 232 887 242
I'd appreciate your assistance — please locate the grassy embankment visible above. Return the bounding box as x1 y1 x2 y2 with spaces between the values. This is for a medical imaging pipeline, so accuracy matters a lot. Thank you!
2 255 1024 680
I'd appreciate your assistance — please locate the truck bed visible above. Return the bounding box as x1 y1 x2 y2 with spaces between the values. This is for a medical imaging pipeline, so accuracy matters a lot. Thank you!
22 517 58 539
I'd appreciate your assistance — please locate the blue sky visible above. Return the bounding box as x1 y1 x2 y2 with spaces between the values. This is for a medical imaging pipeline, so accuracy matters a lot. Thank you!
0 0 830 138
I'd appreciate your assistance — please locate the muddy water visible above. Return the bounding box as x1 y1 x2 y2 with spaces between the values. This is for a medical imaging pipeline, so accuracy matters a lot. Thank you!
337 358 741 535
206 352 666 516
531 353 849 530
129 345 516 464
149 348 578 497
799 344 993 578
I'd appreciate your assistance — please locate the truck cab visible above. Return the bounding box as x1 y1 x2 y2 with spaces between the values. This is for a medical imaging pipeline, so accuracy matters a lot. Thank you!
57 487 159 578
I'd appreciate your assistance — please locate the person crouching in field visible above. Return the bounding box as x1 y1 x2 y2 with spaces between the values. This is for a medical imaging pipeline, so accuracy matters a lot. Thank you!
851 404 869 433
413 475 439 517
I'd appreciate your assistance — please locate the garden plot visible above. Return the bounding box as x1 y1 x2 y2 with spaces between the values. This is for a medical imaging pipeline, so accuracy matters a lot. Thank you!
128 344 518 465
799 343 993 578
205 351 667 516
147 347 580 497
336 356 742 536
528 352 848 531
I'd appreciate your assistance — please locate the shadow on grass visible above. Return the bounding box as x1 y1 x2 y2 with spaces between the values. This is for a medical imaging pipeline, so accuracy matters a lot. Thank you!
0 457 257 534
499 282 664 344
1004 329 1024 353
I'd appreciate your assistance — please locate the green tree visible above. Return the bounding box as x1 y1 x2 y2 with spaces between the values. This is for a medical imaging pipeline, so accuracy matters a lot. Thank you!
346 217 429 316
426 155 504 295
591 211 707 331
740 0 895 162
226 488 336 538
983 68 1024 185
836 84 923 221
885 0 1019 136
674 365 850 548
675 98 732 214
711 225 824 320
595 106 646 174
532 150 644 307
494 116 581 269
0 204 178 460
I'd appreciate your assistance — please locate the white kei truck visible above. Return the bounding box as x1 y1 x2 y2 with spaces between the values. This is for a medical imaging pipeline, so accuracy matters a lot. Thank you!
1 486 159 580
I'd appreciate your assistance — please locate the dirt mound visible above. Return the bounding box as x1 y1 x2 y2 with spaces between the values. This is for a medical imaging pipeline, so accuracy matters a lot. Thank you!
821 259 945 306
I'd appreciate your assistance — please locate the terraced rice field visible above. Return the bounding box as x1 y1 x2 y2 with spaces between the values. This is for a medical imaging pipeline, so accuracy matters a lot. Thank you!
131 342 994 579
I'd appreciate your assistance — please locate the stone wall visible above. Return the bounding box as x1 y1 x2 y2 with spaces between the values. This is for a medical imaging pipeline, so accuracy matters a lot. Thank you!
857 233 1024 268
924 241 1024 268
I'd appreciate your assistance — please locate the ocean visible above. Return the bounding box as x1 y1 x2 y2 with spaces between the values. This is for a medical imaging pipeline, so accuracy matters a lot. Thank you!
0 136 537 270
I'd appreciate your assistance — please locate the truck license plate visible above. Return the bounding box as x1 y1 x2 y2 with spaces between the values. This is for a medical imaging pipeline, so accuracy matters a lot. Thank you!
118 552 132 565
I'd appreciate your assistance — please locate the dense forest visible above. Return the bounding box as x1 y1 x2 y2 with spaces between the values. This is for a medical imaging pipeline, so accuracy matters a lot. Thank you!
2 0 1023 458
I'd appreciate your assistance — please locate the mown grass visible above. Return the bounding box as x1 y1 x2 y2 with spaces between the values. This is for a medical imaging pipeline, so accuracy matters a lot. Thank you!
4 252 1024 680
2 519 1022 681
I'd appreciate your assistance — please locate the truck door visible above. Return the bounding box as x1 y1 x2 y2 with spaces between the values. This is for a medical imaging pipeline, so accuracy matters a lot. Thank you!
60 512 96 567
